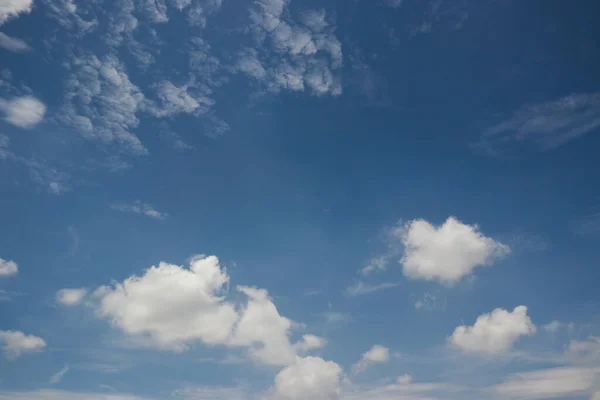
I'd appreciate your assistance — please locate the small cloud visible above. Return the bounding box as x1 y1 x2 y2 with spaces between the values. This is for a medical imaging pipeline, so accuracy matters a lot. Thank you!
110 201 168 220
353 345 390 374
449 305 536 354
542 320 562 333
49 365 70 384
398 217 510 285
397 374 413 384
0 95 46 128
414 292 445 312
56 288 88 306
346 281 399 296
0 257 18 277
0 330 46 359
0 32 31 53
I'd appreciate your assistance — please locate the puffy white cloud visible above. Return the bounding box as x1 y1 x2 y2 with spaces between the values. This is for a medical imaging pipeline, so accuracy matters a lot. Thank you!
489 367 599 399
0 33 30 52
94 255 237 351
90 254 319 366
398 217 510 284
0 257 18 277
0 390 148 400
56 288 87 305
0 96 46 128
353 345 390 374
449 305 536 354
0 0 33 25
396 374 413 385
542 320 562 333
0 330 46 359
110 201 168 219
267 356 343 400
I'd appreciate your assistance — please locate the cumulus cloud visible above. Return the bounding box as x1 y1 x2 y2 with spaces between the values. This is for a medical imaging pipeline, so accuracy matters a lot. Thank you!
449 305 536 354
489 366 599 399
398 217 510 284
56 288 87 305
0 257 18 277
266 356 343 400
0 96 46 128
475 92 600 154
0 32 30 52
567 336 600 364
62 53 146 154
352 345 390 374
110 201 168 219
0 0 33 25
89 254 321 366
0 330 46 359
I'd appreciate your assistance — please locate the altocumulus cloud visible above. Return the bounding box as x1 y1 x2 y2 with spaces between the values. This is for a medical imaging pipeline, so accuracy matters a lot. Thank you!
0 96 47 128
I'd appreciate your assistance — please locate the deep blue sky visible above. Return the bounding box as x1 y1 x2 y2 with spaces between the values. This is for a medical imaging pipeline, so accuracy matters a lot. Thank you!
1 0 599 399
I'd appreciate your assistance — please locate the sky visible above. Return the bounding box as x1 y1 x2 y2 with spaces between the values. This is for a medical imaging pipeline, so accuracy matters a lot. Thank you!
1 0 600 399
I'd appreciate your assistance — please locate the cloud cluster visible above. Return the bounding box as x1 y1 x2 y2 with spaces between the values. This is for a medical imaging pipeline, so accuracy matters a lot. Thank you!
85 255 325 366
449 305 536 354
0 330 46 359
398 217 510 284
62 54 146 154
0 96 46 128
237 0 343 96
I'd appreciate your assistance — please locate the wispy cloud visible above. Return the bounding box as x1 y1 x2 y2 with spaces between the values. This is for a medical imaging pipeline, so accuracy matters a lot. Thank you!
49 365 70 384
110 201 168 220
346 281 399 296
475 92 600 154
0 33 30 53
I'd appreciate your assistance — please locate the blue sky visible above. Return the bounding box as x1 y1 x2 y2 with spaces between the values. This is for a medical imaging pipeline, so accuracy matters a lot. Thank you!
1 0 600 399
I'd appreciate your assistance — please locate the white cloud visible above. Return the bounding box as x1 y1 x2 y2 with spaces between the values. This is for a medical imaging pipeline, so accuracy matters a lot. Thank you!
266 356 343 400
0 32 30 52
476 92 600 154
294 334 327 353
0 330 46 359
110 201 168 219
414 292 445 312
0 257 18 277
398 217 510 284
345 281 399 296
49 365 69 384
567 336 600 365
90 254 319 366
0 96 46 128
171 386 246 400
62 53 147 154
56 288 87 305
243 0 343 96
353 345 390 374
542 320 562 333
490 366 600 399
94 255 237 351
0 390 148 400
0 0 33 25
396 374 413 385
342 380 462 400
449 305 536 354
